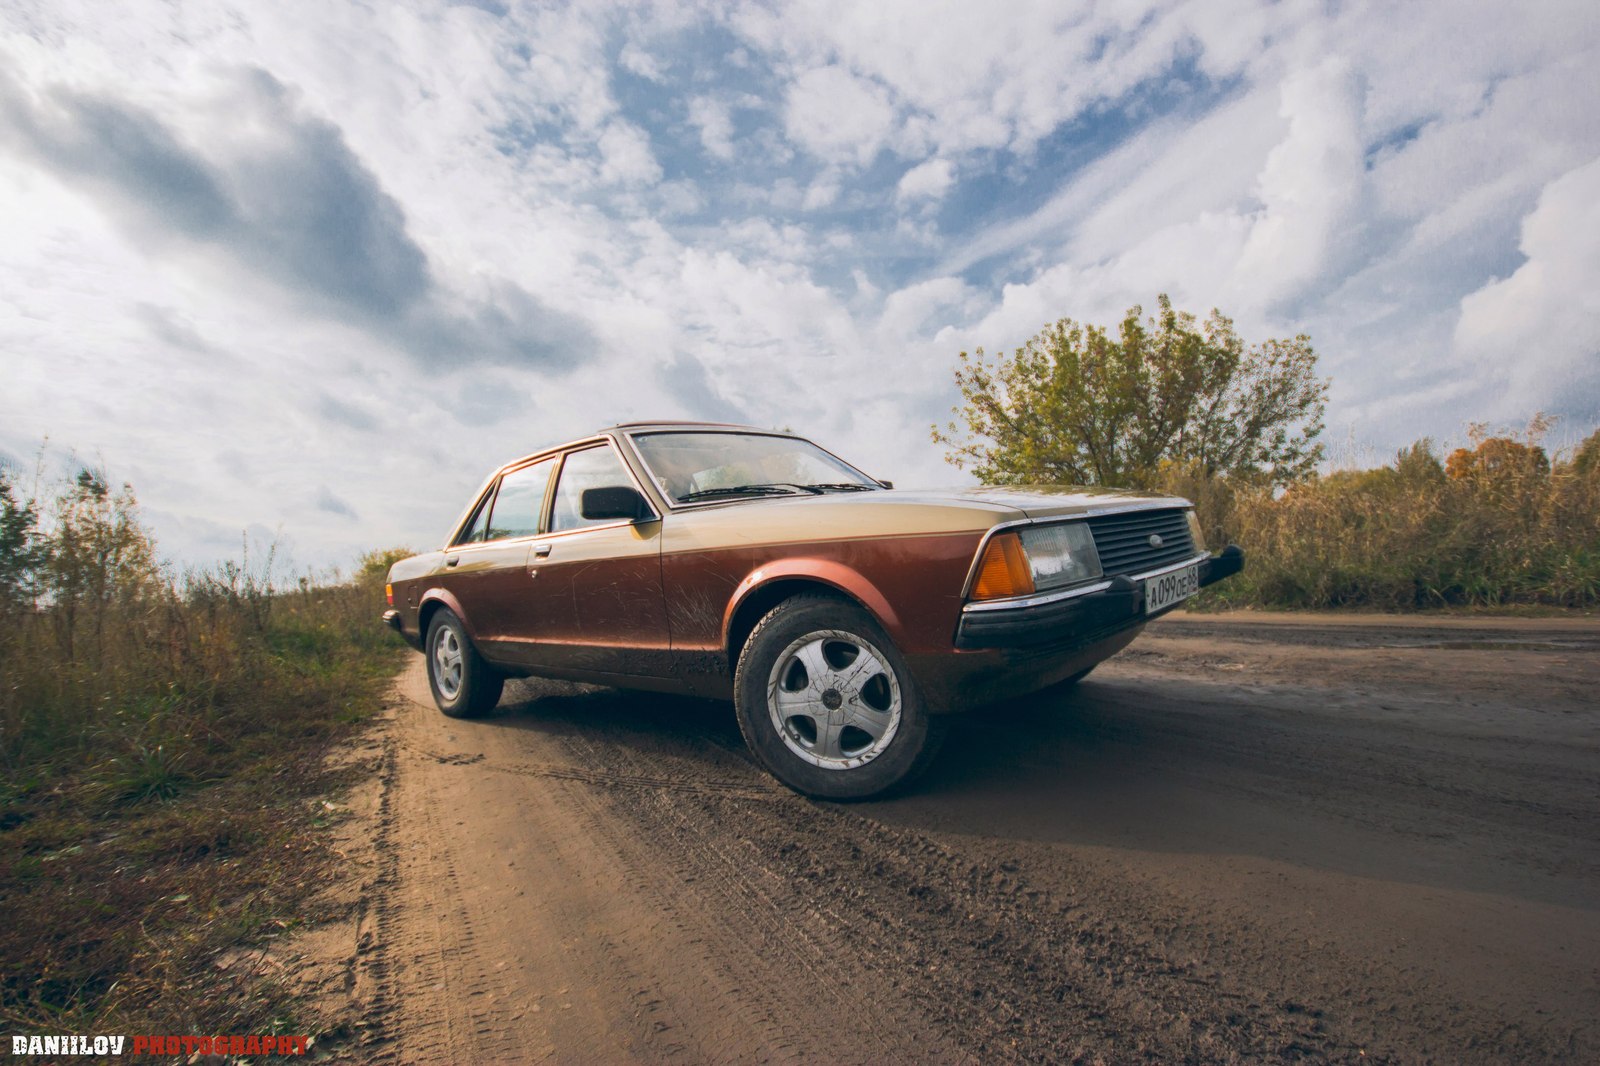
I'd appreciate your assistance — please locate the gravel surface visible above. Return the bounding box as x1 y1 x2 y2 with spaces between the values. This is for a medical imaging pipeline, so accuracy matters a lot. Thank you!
309 612 1600 1063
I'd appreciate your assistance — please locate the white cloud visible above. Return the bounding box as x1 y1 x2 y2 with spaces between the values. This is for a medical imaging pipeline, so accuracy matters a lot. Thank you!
783 65 896 166
617 41 664 82
596 120 662 186
733 0 1308 161
801 169 841 210
1232 57 1366 304
876 276 973 340
897 158 954 202
687 96 735 161
1454 157 1600 413
938 88 1285 277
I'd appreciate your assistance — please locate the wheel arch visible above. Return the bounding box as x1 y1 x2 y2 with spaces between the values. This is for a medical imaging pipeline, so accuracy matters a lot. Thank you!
418 588 473 643
723 562 902 673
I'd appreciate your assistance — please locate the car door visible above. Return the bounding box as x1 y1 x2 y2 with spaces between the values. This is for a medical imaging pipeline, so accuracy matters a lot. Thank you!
437 456 556 668
526 442 672 678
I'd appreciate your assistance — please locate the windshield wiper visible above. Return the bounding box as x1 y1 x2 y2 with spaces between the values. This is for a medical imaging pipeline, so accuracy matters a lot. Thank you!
801 482 879 492
677 484 819 502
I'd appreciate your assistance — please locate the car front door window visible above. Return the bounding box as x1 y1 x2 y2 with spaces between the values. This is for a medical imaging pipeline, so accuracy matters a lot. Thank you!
550 446 638 532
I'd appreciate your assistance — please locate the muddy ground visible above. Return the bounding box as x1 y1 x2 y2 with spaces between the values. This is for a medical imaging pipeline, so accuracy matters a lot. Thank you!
292 612 1600 1063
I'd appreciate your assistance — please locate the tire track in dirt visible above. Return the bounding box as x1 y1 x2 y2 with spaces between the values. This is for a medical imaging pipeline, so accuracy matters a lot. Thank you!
550 728 958 1064
403 779 529 1062
343 735 400 1058
544 724 1346 1064
363 667 958 1063
355 737 532 1063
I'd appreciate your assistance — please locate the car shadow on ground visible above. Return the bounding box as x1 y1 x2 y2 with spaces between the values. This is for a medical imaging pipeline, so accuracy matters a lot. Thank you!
479 676 750 755
450 670 1596 907
470 671 1301 861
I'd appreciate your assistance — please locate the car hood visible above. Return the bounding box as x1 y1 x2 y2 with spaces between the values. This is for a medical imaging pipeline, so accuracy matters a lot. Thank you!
665 484 1190 546
873 484 1187 521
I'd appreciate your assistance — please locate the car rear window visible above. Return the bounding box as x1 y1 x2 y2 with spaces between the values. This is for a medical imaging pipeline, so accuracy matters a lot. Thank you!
485 458 554 541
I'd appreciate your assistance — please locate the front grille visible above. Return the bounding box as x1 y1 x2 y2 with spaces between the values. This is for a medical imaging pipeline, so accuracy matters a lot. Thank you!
1086 508 1196 576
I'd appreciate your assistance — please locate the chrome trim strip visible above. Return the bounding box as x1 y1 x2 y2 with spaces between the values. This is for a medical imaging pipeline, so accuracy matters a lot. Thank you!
442 436 660 550
444 484 498 550
439 435 610 549
959 550 1211 614
1073 496 1195 519
958 499 1195 599
962 579 1113 613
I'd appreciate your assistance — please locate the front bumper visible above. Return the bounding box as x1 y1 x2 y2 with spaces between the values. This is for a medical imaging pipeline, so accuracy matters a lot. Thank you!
954 545 1245 650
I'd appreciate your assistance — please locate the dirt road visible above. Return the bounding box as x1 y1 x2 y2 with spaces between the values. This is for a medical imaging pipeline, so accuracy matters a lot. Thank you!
313 612 1600 1063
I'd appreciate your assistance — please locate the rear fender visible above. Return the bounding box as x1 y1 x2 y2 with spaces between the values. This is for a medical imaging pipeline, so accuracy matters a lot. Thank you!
418 588 479 641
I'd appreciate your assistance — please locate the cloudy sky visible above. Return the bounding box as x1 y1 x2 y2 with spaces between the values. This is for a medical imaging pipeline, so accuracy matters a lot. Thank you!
2 0 1597 570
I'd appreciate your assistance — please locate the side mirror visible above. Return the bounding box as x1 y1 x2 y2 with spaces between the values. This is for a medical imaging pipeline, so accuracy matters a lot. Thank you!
877 479 894 489
580 485 652 522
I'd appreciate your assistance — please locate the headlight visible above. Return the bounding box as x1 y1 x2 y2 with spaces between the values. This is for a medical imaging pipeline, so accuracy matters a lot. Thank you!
1186 510 1206 552
970 522 1104 601
1018 522 1101 590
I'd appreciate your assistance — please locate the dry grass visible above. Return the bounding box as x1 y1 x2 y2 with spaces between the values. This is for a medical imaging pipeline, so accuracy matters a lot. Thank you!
0 466 404 1037
1168 425 1600 610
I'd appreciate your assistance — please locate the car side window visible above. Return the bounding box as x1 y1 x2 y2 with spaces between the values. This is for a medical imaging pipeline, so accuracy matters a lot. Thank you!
550 445 636 533
453 491 493 546
485 458 554 541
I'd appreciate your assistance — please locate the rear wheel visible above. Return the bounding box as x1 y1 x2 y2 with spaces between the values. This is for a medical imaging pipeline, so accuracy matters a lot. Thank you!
426 609 504 718
734 595 943 800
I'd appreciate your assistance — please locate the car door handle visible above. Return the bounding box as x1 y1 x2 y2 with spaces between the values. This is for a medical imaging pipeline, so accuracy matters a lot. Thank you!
445 556 460 567
532 542 553 558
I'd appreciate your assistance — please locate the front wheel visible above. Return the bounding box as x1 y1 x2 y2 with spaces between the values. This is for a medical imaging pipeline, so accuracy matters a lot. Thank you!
425 609 504 718
734 595 944 800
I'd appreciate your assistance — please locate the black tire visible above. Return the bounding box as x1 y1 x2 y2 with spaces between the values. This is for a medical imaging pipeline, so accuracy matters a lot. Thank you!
425 609 504 719
733 594 944 800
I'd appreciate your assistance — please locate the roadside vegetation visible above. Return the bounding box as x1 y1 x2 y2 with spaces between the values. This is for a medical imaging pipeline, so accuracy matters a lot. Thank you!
937 298 1600 610
1163 422 1600 608
0 463 404 1038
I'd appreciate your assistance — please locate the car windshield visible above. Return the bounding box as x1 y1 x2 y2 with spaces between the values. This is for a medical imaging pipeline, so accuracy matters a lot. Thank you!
629 431 880 505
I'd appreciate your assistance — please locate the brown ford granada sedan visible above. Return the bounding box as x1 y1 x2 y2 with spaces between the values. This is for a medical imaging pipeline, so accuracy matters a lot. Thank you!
383 422 1243 799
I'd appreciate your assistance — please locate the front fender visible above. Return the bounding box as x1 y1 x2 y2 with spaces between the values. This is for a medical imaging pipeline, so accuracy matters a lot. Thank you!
721 558 905 648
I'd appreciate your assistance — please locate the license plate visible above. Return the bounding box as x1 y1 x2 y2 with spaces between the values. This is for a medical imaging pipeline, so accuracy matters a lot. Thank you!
1144 563 1200 614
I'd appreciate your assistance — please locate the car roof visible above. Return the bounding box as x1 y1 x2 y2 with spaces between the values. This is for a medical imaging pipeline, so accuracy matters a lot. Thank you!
599 420 797 436
491 421 806 477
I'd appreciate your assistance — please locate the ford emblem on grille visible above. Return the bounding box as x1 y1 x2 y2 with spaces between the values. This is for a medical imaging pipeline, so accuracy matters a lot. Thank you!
1148 533 1165 548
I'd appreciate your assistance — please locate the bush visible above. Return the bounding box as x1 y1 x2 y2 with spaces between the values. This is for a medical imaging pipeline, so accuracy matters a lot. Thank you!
1179 422 1600 609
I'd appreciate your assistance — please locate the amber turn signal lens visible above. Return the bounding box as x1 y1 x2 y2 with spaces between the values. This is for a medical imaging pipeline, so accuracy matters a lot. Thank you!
385 583 394 607
971 532 1036 600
